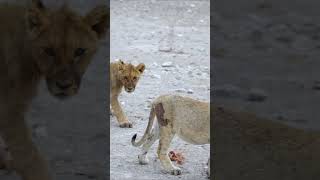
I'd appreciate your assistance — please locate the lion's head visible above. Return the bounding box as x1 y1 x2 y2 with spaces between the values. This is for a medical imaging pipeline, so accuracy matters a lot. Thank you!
117 60 145 93
26 0 109 99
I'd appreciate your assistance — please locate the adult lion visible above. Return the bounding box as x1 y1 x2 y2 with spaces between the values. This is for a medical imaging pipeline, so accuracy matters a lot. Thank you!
0 0 108 180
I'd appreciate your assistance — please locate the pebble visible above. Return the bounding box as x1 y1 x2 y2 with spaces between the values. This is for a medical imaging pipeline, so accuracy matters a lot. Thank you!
187 89 194 94
312 81 320 90
175 88 186 93
159 46 172 52
162 61 174 67
246 88 268 102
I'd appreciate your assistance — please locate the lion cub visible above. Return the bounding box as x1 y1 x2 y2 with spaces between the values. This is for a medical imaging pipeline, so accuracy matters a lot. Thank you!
132 94 210 176
110 60 145 128
0 1 108 179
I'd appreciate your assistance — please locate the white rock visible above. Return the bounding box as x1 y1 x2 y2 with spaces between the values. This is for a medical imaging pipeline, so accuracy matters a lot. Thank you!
159 46 172 52
162 61 174 67
187 89 194 94
175 88 186 93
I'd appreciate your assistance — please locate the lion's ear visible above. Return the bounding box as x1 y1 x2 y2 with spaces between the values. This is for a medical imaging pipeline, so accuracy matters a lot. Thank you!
119 59 124 65
136 63 145 73
85 5 109 39
26 0 48 37
118 60 124 71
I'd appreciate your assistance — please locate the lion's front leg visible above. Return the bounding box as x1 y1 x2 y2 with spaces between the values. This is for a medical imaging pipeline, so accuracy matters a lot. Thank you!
0 114 51 180
110 95 132 128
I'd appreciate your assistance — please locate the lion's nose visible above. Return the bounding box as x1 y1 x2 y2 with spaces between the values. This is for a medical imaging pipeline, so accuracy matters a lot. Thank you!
56 80 73 89
127 87 134 91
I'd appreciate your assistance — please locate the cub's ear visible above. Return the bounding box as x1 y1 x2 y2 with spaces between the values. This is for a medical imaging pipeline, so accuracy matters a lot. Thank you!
26 0 48 36
118 60 124 71
85 5 109 39
119 59 124 65
136 63 145 73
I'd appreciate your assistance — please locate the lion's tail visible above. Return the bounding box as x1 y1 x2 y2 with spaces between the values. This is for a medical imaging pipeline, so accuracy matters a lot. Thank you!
131 104 156 147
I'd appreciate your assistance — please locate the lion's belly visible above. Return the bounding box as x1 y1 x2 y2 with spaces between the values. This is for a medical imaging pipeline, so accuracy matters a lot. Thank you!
176 127 209 145
172 107 210 145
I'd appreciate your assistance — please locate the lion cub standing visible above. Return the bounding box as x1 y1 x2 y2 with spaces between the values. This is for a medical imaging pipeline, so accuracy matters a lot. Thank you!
110 60 145 128
132 94 210 176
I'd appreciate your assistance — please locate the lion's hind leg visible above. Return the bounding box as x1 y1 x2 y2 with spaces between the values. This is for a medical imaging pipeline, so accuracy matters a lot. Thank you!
157 126 180 175
138 122 159 165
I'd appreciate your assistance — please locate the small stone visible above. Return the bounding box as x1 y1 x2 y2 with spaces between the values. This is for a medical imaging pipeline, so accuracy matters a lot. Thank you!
175 88 186 93
162 62 174 67
159 46 172 52
312 81 320 90
247 88 268 102
187 89 194 94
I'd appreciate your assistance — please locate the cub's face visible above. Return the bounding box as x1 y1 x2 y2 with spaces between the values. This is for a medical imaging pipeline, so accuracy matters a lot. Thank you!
118 60 145 93
27 0 109 99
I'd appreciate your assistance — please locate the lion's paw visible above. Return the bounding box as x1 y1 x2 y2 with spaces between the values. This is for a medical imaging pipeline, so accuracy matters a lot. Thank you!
138 154 149 165
119 122 132 128
170 167 182 176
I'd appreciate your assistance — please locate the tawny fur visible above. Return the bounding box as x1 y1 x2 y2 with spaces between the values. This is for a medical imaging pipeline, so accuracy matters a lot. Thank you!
0 1 108 180
213 105 320 180
110 60 145 128
132 94 210 176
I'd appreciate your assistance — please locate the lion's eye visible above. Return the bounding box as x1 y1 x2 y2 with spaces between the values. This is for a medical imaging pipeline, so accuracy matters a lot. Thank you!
44 48 55 57
74 48 86 57
133 77 137 81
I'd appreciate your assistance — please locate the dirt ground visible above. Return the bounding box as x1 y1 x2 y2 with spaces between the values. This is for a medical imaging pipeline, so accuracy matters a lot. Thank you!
110 0 210 180
213 0 320 130
0 0 109 180
212 1 320 179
